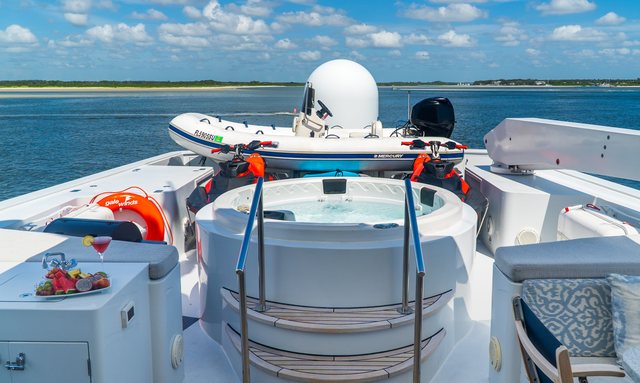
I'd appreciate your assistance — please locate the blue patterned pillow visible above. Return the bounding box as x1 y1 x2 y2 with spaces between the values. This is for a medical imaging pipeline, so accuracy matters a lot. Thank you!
522 279 615 357
607 274 640 360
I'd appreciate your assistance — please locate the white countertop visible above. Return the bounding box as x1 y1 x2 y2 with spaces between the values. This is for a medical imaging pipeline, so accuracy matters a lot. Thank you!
0 262 147 307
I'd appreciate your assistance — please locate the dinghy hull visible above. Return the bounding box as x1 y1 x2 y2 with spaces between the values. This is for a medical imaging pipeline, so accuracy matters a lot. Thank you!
168 113 465 172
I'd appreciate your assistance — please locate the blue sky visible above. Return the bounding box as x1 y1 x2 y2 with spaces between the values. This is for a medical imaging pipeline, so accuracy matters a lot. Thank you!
0 0 638 82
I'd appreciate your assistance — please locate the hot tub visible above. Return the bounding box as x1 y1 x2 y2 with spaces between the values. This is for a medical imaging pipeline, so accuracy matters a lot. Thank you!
195 177 477 343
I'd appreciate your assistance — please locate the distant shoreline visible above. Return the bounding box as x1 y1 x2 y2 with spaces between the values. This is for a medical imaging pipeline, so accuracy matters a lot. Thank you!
1 84 639 95
0 85 286 92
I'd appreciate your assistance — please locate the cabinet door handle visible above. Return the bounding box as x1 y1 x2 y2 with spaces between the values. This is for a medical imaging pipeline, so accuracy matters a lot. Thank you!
4 353 25 371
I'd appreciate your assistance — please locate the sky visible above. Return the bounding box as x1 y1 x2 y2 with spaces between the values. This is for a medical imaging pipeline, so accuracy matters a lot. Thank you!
0 0 638 82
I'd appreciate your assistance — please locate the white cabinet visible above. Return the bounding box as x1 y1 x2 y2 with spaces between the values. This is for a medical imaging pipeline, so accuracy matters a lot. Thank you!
0 342 10 382
2 342 90 383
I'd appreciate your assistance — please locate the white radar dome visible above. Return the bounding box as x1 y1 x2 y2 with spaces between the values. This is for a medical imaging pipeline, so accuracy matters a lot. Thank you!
305 59 378 130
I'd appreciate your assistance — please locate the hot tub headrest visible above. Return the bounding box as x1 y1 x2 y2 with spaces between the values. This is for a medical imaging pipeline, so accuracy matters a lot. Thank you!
26 237 178 280
495 236 640 282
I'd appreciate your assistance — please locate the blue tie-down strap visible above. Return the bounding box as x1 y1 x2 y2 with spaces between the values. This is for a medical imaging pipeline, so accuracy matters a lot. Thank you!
303 170 360 178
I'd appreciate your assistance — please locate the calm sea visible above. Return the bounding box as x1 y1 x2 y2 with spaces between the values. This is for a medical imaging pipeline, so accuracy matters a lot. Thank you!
1 86 639 201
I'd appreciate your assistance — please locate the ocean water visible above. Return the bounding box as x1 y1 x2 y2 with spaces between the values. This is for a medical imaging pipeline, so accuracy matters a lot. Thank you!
1 86 639 201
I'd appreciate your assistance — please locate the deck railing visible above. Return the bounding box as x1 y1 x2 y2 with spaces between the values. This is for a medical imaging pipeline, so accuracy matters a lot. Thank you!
235 176 267 383
399 178 427 383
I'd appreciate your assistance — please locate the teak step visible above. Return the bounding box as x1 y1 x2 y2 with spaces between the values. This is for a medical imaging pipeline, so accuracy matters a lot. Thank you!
222 288 453 333
225 324 446 382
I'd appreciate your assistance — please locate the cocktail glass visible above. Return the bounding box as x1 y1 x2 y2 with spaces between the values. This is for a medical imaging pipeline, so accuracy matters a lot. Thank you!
92 236 112 264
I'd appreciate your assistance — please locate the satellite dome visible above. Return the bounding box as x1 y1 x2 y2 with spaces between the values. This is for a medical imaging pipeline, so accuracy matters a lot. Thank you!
305 60 378 129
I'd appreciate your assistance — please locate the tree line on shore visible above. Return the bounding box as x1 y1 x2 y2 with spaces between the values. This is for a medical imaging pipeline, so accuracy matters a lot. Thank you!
1 78 639 88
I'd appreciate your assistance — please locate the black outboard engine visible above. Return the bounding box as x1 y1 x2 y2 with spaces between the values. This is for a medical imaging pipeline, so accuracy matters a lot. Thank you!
410 97 455 138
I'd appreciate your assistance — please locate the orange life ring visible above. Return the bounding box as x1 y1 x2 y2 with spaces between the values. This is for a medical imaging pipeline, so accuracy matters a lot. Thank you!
90 187 170 243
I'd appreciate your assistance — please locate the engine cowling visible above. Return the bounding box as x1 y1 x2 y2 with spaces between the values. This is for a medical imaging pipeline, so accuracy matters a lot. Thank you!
410 97 455 138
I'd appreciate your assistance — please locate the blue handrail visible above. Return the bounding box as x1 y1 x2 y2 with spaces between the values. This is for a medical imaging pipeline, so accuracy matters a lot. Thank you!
404 178 425 276
235 177 264 273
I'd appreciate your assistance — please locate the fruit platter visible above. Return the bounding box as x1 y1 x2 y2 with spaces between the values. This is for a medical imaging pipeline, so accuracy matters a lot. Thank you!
35 267 111 297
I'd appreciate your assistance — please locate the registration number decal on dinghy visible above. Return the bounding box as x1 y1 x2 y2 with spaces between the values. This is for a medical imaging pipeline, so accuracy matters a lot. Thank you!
194 130 224 143
374 154 404 158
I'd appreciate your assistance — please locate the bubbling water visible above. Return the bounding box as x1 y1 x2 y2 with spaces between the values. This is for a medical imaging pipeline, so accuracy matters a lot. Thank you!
267 199 429 223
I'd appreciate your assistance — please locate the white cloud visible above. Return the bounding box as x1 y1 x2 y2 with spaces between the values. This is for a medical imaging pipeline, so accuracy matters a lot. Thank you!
131 8 168 21
183 6 202 19
344 23 377 35
401 3 486 22
575 49 596 58
430 0 487 2
310 35 337 46
63 0 90 13
438 30 474 47
596 12 626 25
52 34 92 48
415 51 430 60
0 24 37 44
389 49 402 57
86 23 153 44
161 34 209 47
95 0 117 11
203 0 270 34
536 0 596 15
405 33 432 45
235 0 272 18
350 50 365 61
210 33 272 51
526 48 541 56
599 47 631 57
270 22 286 33
158 22 210 37
345 31 431 49
345 36 369 48
64 13 88 26
299 50 321 61
277 10 351 27
275 38 296 49
63 0 91 26
550 25 605 42
623 40 640 47
370 31 402 48
149 0 189 4
495 21 527 46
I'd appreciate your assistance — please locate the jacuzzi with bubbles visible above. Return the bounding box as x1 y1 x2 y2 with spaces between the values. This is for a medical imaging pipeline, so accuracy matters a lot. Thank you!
195 177 478 344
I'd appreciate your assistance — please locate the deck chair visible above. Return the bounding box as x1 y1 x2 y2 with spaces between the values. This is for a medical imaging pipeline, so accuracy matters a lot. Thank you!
512 297 625 383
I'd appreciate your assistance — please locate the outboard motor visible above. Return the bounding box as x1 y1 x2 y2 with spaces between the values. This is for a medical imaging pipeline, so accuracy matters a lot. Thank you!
410 97 455 138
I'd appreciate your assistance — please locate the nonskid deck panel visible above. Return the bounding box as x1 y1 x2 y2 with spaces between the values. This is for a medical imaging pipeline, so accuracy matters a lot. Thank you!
225 324 446 382
223 288 454 333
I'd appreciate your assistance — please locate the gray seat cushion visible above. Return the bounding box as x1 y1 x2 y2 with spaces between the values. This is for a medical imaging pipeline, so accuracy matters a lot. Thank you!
25 237 178 280
495 236 640 282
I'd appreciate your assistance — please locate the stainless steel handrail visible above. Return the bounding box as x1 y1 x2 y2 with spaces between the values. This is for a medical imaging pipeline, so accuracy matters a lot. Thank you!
401 178 426 383
235 177 267 383
235 177 425 383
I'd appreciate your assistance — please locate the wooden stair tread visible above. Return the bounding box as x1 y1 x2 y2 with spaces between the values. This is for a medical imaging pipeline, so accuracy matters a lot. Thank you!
222 288 453 333
225 324 446 382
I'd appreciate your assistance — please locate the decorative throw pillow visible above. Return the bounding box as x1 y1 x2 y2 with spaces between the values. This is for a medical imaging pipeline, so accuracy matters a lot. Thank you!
522 278 615 357
607 274 640 361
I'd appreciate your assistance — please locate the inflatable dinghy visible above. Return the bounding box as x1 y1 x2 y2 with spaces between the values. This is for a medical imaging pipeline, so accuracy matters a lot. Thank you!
168 60 466 172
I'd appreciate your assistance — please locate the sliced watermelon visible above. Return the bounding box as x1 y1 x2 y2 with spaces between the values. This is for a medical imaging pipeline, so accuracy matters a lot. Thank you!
59 277 78 294
52 278 64 294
